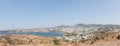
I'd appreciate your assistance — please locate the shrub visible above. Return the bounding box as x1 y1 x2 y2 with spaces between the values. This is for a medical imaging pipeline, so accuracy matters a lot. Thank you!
53 39 59 45
116 35 120 40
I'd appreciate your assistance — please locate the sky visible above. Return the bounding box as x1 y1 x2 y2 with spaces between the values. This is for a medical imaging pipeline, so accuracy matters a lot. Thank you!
0 0 120 30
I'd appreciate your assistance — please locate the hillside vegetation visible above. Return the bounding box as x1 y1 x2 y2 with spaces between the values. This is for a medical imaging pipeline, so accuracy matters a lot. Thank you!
0 31 120 46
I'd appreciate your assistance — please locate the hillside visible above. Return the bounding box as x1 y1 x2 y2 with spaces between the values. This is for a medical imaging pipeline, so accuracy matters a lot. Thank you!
0 31 120 46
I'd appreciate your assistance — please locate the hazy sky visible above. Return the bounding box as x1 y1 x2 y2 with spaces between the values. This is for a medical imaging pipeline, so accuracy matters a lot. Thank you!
0 0 120 30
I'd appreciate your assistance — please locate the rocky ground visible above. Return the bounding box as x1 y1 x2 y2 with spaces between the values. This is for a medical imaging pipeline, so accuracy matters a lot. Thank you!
0 32 120 46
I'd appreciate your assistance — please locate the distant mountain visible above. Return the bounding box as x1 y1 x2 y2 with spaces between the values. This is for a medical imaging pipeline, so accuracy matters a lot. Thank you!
54 25 70 28
1 23 120 33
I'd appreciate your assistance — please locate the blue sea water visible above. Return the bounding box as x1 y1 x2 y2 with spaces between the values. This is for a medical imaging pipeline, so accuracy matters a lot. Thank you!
0 31 63 37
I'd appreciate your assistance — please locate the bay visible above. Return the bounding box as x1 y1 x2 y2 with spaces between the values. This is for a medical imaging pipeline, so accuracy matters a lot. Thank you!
0 31 63 37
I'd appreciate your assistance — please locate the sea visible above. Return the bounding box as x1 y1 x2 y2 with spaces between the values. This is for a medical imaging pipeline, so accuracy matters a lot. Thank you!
0 31 63 37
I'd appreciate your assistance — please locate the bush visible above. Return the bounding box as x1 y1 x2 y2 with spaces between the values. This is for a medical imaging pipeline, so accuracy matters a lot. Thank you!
116 35 120 40
53 39 59 45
